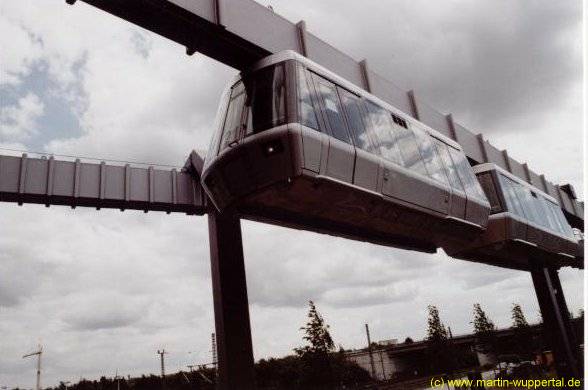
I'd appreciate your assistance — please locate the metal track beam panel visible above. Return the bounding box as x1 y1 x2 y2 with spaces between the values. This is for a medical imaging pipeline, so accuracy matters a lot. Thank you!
0 154 205 214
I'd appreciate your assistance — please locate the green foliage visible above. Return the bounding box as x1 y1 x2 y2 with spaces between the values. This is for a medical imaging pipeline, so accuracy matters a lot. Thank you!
426 305 448 342
425 305 453 374
511 303 529 329
255 351 371 389
294 300 335 357
471 303 497 355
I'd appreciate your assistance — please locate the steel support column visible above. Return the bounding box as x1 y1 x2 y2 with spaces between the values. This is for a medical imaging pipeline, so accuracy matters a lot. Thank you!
208 209 255 390
530 264 580 379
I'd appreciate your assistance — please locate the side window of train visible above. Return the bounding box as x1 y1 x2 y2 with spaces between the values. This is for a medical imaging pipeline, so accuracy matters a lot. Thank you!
434 141 465 193
339 89 374 152
311 74 353 144
219 81 246 150
412 128 449 185
447 147 488 202
394 120 428 176
544 198 574 238
364 101 403 165
539 196 566 235
297 66 320 130
497 174 526 218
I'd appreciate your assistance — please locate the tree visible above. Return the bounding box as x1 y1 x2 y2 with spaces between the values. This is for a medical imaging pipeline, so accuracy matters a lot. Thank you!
511 303 534 358
293 301 337 388
471 303 497 355
294 300 335 357
426 305 448 342
404 337 414 344
511 303 529 329
425 305 451 374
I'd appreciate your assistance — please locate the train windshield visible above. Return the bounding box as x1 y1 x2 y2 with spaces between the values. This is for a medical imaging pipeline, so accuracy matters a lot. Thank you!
218 64 287 151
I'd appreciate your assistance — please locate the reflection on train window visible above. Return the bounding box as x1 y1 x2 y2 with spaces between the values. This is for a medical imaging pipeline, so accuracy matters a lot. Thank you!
364 101 403 165
297 66 319 130
497 173 576 239
243 64 286 135
395 122 427 176
313 75 352 144
339 90 374 152
498 174 526 218
435 141 465 193
448 147 487 201
412 127 449 185
219 81 246 150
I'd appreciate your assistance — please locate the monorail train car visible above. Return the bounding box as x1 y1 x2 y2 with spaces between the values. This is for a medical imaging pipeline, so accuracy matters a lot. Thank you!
201 50 491 253
446 164 581 270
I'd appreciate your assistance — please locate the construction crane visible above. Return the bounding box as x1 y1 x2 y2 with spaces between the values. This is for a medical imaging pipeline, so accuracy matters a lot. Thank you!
22 345 42 390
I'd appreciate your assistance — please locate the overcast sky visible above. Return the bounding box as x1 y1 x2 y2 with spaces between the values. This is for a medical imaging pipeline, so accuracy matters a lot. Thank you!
0 0 584 387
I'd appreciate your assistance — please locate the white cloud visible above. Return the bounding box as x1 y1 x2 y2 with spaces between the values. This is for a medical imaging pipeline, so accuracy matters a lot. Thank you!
0 92 44 140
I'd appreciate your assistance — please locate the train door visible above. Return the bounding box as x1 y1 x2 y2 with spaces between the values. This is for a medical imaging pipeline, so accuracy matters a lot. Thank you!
310 73 355 183
338 88 379 191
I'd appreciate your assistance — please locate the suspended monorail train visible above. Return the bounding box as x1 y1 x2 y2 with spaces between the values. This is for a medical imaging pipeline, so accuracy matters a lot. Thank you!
201 50 581 267
202 51 490 253
446 164 581 270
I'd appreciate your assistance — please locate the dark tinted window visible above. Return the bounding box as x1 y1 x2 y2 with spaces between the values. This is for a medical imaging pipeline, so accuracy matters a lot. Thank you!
243 64 286 135
364 101 403 165
219 81 246 150
297 66 319 130
476 172 502 213
340 90 374 152
313 75 352 143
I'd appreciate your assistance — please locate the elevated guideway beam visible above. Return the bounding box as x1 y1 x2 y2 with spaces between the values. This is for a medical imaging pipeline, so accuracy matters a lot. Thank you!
69 0 583 229
0 153 206 214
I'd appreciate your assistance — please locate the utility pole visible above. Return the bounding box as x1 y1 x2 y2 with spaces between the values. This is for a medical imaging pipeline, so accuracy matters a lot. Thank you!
23 345 42 390
157 349 167 390
365 324 377 379
114 371 121 390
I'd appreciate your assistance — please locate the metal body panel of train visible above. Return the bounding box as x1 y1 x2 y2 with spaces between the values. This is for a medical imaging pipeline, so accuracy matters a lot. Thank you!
446 164 581 270
201 51 490 253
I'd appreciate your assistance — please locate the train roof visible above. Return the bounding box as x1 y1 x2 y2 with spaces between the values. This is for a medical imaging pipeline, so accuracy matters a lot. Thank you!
473 163 559 204
240 50 462 150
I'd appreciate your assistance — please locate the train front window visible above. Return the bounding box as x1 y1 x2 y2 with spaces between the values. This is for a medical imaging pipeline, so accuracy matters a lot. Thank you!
219 81 246 151
243 63 287 135
476 172 503 213
297 66 319 130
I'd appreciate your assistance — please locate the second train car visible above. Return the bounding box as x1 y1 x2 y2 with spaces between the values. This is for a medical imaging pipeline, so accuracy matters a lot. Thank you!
446 164 581 270
201 51 490 253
